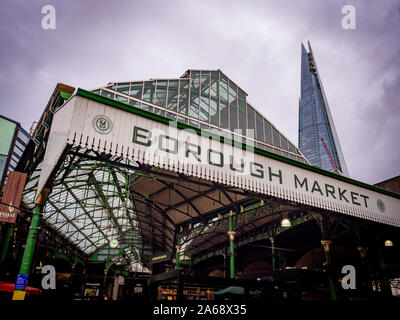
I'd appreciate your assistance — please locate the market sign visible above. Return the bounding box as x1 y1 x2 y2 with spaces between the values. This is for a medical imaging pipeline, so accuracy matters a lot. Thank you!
0 171 27 223
36 90 400 227
150 253 172 264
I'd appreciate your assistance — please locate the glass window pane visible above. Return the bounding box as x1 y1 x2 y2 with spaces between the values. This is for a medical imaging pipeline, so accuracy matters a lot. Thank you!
129 100 141 109
101 90 114 99
256 142 265 150
219 74 229 129
272 127 280 148
229 101 237 131
143 81 155 103
166 112 176 120
155 80 168 108
238 88 246 100
238 98 246 134
229 82 237 131
281 136 288 150
189 119 199 128
210 72 219 126
178 116 188 124
178 80 189 115
142 103 153 113
266 145 273 153
256 112 264 142
199 71 210 122
130 82 143 99
297 156 305 163
115 95 128 103
154 108 165 117
189 71 200 119
273 148 281 155
228 81 237 98
116 83 130 95
247 104 255 140
288 142 296 153
167 80 178 111
264 120 272 144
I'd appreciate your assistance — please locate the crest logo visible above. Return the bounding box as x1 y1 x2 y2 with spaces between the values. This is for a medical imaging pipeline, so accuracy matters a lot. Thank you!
377 199 385 212
92 115 112 134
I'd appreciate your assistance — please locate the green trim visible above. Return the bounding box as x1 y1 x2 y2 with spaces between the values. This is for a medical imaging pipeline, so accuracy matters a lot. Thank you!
75 88 400 200
60 91 72 100
56 252 71 263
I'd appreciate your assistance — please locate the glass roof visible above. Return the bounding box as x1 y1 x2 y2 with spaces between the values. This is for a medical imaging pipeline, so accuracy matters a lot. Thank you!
92 70 308 164
23 146 148 271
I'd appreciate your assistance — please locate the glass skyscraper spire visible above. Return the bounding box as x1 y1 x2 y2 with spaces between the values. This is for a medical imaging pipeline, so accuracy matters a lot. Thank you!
299 41 349 176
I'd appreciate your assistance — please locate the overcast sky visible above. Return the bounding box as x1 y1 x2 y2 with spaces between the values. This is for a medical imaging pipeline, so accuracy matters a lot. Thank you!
1 0 399 185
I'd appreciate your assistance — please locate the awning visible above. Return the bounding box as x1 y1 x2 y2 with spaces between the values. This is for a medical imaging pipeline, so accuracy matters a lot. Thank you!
0 281 42 295
24 87 400 267
36 89 400 228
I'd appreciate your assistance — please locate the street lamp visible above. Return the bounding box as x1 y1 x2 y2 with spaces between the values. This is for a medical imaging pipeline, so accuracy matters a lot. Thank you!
384 240 393 247
281 218 291 228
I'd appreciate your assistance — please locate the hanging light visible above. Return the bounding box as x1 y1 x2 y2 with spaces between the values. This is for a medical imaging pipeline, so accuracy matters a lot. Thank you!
384 240 393 247
109 239 119 248
281 217 291 228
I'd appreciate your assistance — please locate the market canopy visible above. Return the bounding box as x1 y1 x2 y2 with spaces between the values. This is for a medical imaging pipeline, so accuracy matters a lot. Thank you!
23 88 400 267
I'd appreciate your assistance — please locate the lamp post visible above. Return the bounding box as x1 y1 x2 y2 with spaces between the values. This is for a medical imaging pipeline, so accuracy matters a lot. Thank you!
270 237 276 271
321 239 337 301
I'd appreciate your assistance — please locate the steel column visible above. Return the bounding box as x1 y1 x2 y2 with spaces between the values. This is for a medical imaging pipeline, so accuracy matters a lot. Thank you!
228 210 236 279
270 237 276 271
321 239 337 301
13 187 51 300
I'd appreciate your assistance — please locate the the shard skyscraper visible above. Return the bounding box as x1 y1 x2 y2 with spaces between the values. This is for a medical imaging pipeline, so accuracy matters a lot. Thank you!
298 41 349 176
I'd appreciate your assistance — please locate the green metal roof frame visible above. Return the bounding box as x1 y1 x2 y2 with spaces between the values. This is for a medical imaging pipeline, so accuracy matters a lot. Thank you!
20 83 399 272
23 149 146 268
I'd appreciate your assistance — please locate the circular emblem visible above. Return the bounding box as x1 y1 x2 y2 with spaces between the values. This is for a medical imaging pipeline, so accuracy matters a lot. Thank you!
92 115 112 134
377 199 385 212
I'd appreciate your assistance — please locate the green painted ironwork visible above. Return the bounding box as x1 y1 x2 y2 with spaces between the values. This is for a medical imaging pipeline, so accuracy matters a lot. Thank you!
270 237 276 271
19 203 43 276
228 211 235 278
192 209 313 264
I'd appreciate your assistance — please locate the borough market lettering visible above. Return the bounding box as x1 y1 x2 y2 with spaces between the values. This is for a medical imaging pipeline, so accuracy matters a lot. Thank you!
132 126 369 209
